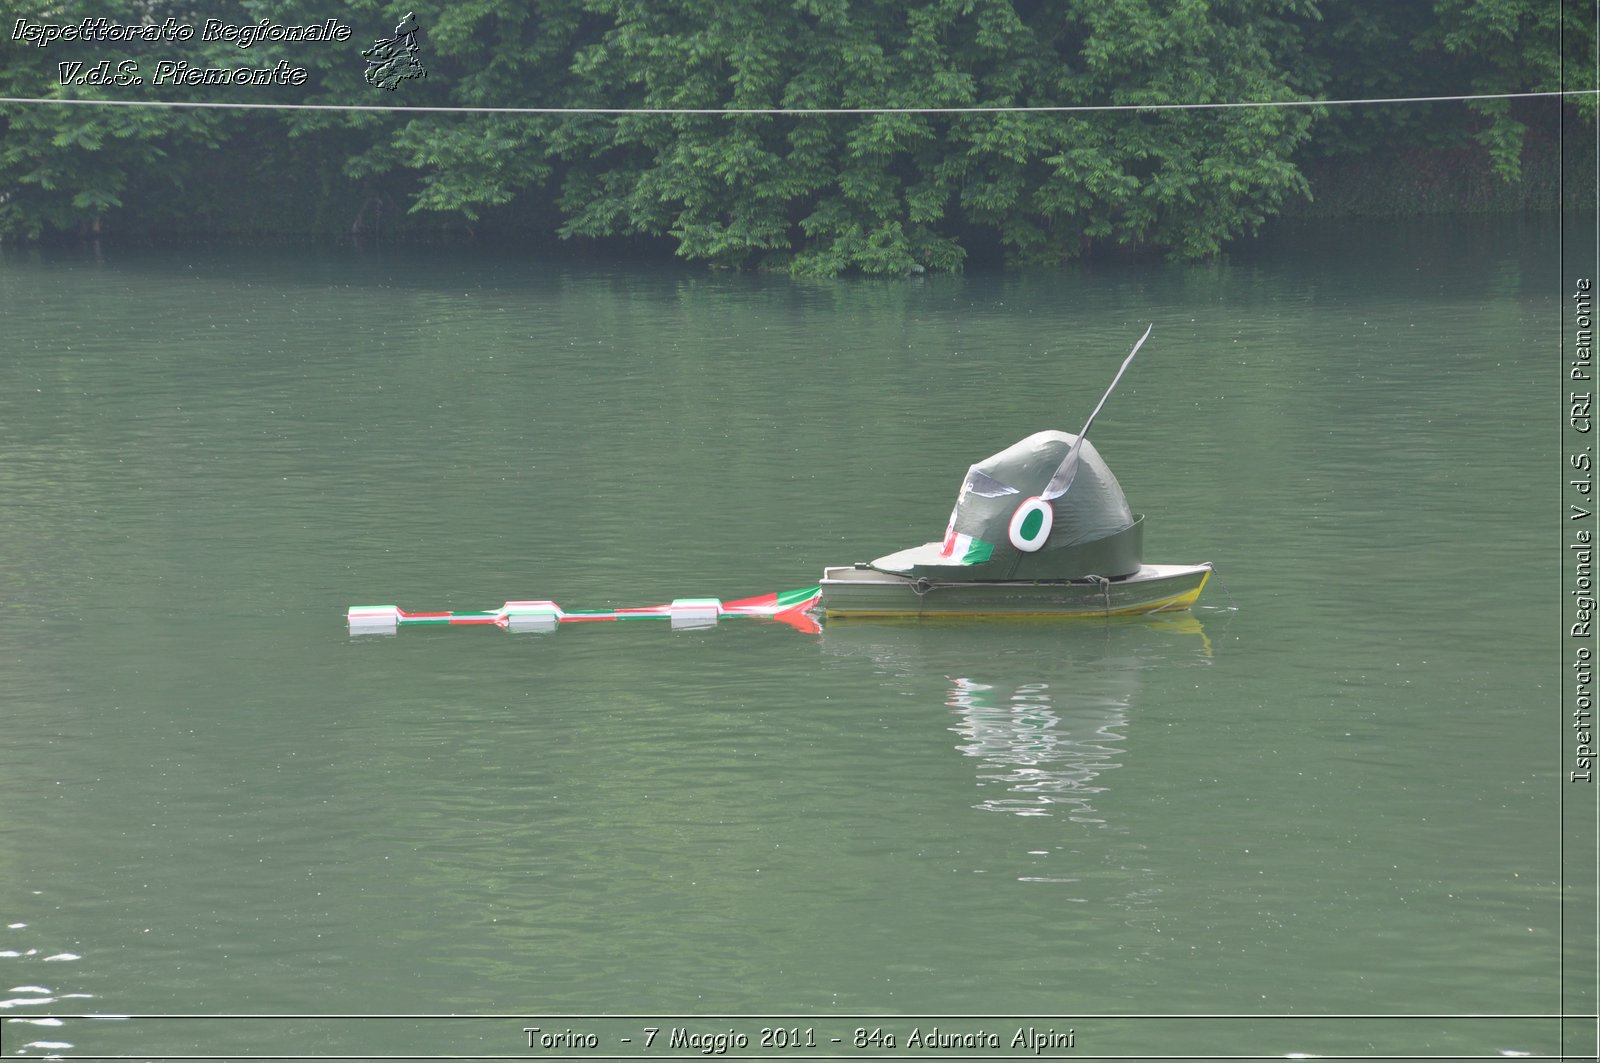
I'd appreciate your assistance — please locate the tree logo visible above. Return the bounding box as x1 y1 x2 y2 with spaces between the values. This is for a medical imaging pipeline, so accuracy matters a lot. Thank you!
362 11 426 91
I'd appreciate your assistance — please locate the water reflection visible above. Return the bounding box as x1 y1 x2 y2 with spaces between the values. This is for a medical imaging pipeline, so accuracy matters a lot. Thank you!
946 676 1128 822
822 615 1211 826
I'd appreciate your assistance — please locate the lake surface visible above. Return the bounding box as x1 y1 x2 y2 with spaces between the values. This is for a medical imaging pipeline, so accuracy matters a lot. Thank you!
0 215 1593 1061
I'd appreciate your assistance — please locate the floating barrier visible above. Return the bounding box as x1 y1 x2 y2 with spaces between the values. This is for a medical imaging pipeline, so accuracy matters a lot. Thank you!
347 587 822 635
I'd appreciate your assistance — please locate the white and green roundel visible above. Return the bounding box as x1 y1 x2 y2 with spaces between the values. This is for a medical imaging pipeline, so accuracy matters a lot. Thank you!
1007 496 1054 552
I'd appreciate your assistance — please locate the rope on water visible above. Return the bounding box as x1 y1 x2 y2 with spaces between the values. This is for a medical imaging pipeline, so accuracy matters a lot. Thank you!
1208 563 1239 613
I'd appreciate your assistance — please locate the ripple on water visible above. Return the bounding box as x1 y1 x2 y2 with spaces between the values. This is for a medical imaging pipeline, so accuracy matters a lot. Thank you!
0 996 55 1008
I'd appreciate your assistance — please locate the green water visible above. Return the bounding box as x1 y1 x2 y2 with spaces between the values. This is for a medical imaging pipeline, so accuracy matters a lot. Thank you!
0 216 1593 1060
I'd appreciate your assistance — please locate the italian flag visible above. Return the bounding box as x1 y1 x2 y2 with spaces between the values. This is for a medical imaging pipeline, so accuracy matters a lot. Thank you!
940 510 995 565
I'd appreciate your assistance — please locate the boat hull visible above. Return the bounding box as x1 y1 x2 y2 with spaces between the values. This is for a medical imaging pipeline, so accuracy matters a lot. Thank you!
819 562 1212 619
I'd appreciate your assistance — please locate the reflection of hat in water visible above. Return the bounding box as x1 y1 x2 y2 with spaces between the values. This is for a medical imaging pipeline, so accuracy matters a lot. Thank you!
872 430 1143 581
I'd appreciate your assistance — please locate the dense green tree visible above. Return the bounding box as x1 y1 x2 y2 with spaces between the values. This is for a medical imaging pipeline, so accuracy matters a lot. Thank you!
1300 0 1597 180
0 1 230 239
0 0 1593 269
1425 0 1598 180
388 0 1324 271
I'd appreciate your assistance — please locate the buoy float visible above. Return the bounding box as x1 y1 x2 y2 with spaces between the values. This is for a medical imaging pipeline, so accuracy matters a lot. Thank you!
346 587 822 635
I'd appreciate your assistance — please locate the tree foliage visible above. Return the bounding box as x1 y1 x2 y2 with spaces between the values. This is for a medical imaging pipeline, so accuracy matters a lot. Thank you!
0 0 1592 270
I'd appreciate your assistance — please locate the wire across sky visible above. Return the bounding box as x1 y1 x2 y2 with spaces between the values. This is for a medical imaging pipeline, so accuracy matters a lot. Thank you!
0 88 1595 116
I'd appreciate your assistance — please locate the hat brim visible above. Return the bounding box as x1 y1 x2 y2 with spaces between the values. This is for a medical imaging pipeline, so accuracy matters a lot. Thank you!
871 541 967 574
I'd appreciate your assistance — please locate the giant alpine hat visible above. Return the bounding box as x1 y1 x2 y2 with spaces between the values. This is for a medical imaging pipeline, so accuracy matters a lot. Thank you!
871 430 1143 582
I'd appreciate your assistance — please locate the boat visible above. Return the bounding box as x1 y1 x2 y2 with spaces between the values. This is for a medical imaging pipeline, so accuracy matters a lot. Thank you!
818 325 1213 620
347 326 1209 633
819 561 1211 619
